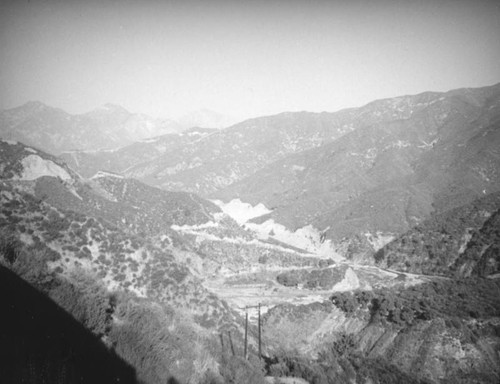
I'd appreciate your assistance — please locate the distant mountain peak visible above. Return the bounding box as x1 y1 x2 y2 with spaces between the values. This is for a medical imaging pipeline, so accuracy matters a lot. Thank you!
91 103 130 115
177 109 237 129
19 100 50 112
23 100 46 107
103 102 128 111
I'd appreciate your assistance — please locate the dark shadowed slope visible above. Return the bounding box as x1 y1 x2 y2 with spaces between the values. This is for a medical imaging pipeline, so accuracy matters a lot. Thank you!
0 264 138 384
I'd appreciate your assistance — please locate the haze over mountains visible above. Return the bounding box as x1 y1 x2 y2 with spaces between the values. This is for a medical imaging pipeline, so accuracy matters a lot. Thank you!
1 83 500 383
0 102 237 155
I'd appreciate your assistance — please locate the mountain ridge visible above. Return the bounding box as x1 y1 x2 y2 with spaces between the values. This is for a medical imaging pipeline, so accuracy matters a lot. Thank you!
2 83 500 383
0 101 183 154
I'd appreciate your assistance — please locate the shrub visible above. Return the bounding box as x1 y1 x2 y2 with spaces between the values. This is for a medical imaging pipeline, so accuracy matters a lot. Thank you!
0 228 21 264
108 298 215 384
49 269 113 338
276 273 300 287
331 292 358 314
219 355 266 384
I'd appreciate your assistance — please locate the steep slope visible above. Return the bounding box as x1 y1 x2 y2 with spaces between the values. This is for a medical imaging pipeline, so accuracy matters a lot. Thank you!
0 264 138 384
0 138 78 181
122 96 437 195
0 179 238 327
454 209 500 277
213 83 500 255
120 87 480 196
36 171 222 236
0 179 256 382
0 140 267 382
373 192 500 277
0 138 222 237
0 102 182 154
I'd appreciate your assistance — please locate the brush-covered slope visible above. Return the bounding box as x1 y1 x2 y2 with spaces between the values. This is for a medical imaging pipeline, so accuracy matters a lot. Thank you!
102 97 434 195
0 179 237 329
0 227 264 384
214 84 500 249
1 140 333 275
0 139 243 324
373 191 500 277
1 139 342 276
1 138 225 237
123 111 358 193
0 140 273 383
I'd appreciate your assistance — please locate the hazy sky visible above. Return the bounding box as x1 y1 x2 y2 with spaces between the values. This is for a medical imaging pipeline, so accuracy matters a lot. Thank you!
1 0 499 120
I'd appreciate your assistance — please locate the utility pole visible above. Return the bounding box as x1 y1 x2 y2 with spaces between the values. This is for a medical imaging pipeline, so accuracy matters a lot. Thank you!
228 331 235 356
244 306 248 360
258 303 262 360
219 332 224 354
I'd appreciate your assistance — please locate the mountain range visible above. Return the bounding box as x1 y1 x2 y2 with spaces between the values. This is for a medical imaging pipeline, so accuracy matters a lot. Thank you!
1 83 500 383
55 83 500 259
0 102 238 155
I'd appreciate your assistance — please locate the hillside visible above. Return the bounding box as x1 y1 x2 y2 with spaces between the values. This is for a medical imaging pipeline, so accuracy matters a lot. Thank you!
372 191 500 277
0 138 78 180
65 101 428 195
0 140 270 382
60 127 219 178
212 83 500 256
121 92 448 195
0 140 356 382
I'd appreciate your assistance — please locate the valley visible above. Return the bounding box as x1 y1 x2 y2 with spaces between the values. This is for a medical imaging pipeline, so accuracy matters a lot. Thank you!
1 83 500 384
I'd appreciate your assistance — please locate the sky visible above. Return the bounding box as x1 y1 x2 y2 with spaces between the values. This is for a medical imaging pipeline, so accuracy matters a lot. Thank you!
1 0 499 120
